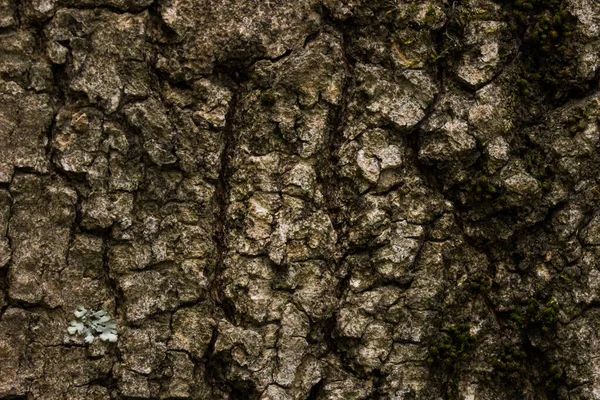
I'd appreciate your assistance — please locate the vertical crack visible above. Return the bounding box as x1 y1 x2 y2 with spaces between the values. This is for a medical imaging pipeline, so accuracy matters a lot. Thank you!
210 81 241 324
0 185 14 320
320 26 354 271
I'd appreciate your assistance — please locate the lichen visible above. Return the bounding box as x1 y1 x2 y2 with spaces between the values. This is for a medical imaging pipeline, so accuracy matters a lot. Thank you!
67 306 118 343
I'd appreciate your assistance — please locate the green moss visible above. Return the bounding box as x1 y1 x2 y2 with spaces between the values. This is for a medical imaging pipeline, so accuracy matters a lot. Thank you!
542 363 564 391
515 78 530 95
504 0 581 97
423 3 437 25
510 308 525 327
541 299 559 330
492 345 528 379
427 49 447 65
428 324 477 367
510 297 559 332
260 90 276 107
530 11 573 55
461 176 503 206
523 149 554 192
468 273 492 294
469 11 493 21
563 111 590 136
540 182 551 192
559 273 571 283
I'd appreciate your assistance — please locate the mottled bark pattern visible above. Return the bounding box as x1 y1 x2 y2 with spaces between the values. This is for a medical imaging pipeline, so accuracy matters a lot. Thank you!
1 0 600 398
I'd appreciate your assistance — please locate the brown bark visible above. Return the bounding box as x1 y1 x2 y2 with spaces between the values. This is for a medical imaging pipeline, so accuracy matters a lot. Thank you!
1 0 600 398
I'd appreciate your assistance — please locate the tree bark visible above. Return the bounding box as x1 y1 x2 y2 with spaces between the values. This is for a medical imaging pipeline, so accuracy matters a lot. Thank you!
1 0 600 398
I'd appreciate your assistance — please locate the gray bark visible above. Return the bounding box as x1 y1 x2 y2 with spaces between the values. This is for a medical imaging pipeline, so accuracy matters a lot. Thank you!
1 0 600 398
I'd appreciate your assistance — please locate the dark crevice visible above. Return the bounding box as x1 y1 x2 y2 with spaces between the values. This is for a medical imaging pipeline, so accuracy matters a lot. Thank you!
210 78 241 324
197 324 219 398
0 184 13 320
306 379 324 400
101 234 123 317
319 27 354 266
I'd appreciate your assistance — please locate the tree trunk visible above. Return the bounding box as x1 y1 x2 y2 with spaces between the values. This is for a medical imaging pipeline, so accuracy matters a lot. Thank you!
1 0 599 398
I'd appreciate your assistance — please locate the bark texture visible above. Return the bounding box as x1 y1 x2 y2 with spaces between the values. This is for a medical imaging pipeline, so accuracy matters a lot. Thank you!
1 0 600 398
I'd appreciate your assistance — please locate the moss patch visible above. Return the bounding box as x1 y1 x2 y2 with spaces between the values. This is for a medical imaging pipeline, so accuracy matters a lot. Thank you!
492 345 528 379
510 297 559 333
428 324 477 366
260 90 277 107
503 0 583 99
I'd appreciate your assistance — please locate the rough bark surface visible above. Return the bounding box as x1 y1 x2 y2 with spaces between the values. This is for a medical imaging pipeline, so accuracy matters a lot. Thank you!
1 0 600 398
